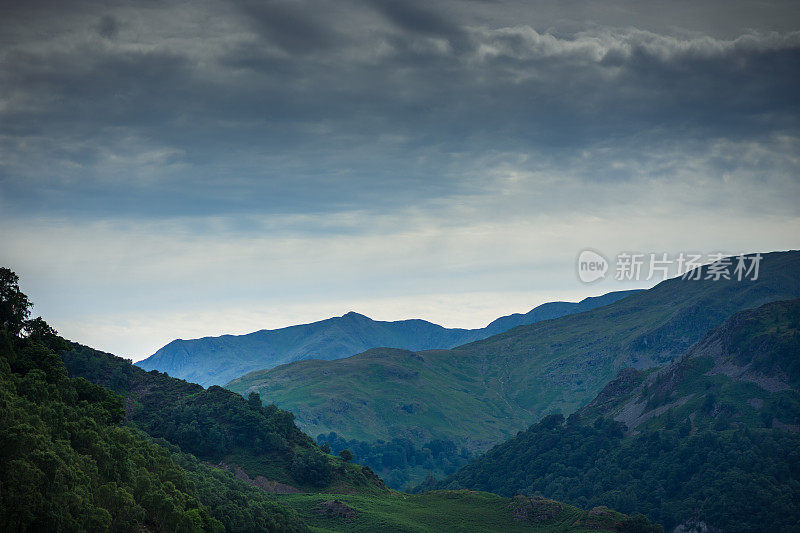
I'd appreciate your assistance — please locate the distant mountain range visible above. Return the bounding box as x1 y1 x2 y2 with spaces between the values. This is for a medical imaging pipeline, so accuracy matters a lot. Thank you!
3 268 658 533
136 289 641 387
227 251 800 452
434 298 800 531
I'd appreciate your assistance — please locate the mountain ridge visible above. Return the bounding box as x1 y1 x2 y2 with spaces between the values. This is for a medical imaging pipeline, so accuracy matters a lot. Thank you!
227 251 800 454
0 266 661 533
138 289 641 387
578 297 800 432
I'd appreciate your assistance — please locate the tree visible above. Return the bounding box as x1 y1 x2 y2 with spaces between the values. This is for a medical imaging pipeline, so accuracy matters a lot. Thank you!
22 317 66 351
290 451 332 486
247 391 261 410
0 268 31 336
338 449 353 462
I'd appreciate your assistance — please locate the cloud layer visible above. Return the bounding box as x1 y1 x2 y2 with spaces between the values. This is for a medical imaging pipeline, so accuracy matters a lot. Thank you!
1 0 798 358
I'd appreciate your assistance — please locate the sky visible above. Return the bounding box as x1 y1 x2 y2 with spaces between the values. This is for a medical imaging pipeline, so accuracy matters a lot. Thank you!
1 0 799 361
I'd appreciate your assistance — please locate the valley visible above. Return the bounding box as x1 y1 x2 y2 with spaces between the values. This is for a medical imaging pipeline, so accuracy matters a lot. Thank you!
3 251 799 531
227 251 800 489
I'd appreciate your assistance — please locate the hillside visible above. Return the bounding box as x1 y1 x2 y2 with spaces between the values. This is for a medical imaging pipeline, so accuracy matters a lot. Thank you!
0 268 661 532
0 269 308 532
138 290 640 387
579 298 800 432
274 490 661 532
433 299 800 531
62 342 382 494
227 251 800 457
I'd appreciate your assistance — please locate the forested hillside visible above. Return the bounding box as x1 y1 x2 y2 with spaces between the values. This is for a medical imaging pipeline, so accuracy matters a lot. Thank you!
434 299 800 531
315 432 475 490
0 268 307 532
62 342 381 493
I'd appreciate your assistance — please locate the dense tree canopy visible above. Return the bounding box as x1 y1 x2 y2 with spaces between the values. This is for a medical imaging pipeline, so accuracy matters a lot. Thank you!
436 414 800 532
0 268 308 532
59 343 384 491
317 432 473 490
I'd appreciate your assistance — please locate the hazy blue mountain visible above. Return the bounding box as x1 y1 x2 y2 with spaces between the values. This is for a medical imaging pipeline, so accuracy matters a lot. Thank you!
482 290 643 335
137 289 641 387
228 251 800 452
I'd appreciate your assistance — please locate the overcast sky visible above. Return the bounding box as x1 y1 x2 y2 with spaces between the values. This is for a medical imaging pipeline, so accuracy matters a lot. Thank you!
2 0 799 360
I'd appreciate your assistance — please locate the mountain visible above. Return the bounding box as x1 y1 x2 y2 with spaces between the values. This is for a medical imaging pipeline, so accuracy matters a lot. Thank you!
227 251 800 457
434 298 800 531
578 298 800 431
137 289 641 387
480 290 642 335
1 268 661 532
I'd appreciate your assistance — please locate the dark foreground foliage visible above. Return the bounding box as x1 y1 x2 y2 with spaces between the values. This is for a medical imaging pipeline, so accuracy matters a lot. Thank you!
317 431 474 490
0 267 307 532
61 343 381 491
437 414 800 532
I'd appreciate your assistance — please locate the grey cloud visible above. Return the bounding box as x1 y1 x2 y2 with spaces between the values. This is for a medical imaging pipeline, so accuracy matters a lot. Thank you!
1 0 798 362
0 1 798 223
235 0 345 55
368 0 463 38
97 15 119 38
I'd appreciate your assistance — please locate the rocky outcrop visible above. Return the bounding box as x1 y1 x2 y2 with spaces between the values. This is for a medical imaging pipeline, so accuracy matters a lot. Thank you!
510 494 563 522
314 500 357 522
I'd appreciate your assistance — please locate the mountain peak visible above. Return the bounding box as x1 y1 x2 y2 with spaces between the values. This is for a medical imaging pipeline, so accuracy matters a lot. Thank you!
341 311 370 320
137 289 652 387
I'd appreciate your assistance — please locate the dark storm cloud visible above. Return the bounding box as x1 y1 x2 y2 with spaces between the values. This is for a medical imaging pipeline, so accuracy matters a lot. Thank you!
235 0 344 55
0 0 799 221
368 0 464 39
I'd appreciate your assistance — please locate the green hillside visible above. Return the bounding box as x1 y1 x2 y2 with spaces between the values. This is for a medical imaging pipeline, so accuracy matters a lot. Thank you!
0 269 307 532
579 297 800 433
434 299 800 531
0 267 659 532
275 490 660 533
227 251 800 459
138 290 639 387
61 342 383 494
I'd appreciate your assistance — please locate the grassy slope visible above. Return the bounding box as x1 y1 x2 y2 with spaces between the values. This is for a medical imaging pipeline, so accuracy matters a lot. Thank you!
232 347 529 447
227 251 800 450
277 490 643 533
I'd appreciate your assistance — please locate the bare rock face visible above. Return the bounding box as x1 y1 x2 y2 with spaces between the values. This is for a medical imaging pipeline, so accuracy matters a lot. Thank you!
314 500 357 522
